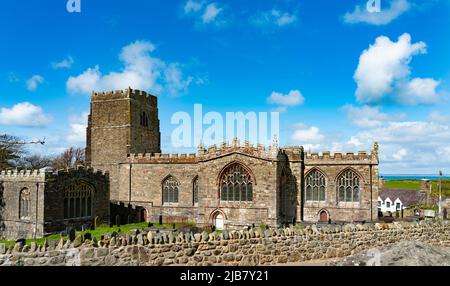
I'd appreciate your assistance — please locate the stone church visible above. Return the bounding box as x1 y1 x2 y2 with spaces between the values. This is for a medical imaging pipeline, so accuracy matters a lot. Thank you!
86 88 379 230
0 87 379 239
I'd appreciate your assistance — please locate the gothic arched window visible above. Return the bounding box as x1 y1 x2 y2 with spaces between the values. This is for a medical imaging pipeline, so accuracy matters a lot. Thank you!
64 181 94 219
337 169 360 202
162 176 179 204
19 188 31 220
193 177 199 205
305 170 326 202
220 163 253 202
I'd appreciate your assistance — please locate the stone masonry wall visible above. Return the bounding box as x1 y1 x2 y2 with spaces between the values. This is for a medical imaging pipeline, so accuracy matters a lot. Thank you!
1 221 448 266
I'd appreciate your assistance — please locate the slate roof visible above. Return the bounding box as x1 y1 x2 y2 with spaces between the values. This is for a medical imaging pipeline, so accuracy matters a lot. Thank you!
378 188 431 207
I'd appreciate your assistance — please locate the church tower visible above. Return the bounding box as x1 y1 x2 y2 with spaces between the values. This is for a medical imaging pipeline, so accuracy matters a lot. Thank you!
85 88 161 200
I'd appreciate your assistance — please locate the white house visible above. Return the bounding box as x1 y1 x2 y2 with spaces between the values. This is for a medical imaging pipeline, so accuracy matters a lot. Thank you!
378 188 427 215
378 196 405 213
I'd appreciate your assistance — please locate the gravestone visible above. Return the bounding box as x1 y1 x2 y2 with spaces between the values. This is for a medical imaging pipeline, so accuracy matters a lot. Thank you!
68 227 76 242
84 233 92 241
115 215 121 227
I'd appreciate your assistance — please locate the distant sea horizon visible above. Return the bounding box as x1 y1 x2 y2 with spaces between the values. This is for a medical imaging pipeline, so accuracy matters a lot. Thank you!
381 174 450 180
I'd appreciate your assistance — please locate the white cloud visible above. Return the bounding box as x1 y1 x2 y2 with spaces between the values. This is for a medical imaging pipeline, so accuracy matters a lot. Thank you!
267 90 304 106
428 111 450 124
292 123 325 143
344 0 410 25
183 1 224 26
0 102 52 127
397 77 441 104
52 56 74 69
252 9 297 27
343 104 406 128
354 33 441 105
184 0 204 14
66 112 88 145
67 40 195 96
26 75 44 91
202 3 222 24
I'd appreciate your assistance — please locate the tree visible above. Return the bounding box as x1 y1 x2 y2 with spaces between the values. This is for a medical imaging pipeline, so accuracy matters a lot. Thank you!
0 134 25 169
52 147 85 169
16 154 54 169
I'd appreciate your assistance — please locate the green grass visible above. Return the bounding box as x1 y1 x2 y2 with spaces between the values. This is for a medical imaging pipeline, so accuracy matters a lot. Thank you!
383 179 450 197
0 221 195 248
383 180 421 190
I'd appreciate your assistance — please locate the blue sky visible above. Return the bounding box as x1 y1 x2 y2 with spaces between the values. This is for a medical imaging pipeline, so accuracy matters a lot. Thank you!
0 0 449 174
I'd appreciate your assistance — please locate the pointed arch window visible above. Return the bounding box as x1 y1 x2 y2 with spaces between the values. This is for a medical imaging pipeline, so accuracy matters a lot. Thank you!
219 163 253 202
19 188 31 220
337 169 360 202
193 177 199 205
305 170 326 202
162 176 179 204
64 181 94 219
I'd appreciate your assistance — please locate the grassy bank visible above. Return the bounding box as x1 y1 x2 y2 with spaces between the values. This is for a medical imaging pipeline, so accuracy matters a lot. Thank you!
0 222 193 247
382 179 450 197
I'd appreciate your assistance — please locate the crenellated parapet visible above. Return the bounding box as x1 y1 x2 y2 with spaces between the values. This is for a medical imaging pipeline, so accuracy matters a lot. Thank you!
91 87 157 106
0 166 109 182
0 168 47 180
303 142 379 165
126 138 281 164
127 152 199 164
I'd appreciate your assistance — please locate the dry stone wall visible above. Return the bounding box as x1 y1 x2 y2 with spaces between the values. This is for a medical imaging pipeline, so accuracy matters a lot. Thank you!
1 221 448 266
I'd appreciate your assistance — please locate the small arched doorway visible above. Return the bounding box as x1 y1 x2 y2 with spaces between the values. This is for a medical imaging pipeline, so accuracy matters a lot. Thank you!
213 212 224 230
319 210 328 222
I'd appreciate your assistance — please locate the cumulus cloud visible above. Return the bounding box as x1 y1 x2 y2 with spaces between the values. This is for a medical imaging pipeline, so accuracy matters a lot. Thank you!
343 104 406 128
183 1 224 25
184 0 204 14
344 0 410 25
267 90 304 106
67 40 195 96
26 75 44 91
66 112 88 145
428 111 450 124
292 123 325 144
252 9 298 27
354 33 441 105
52 56 74 69
0 102 52 127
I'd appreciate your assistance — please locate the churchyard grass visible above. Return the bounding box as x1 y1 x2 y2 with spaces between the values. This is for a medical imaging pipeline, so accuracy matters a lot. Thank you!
0 221 191 247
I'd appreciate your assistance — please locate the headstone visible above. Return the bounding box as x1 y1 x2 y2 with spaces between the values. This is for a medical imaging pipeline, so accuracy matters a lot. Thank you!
73 235 83 248
68 227 76 242
147 231 154 244
15 238 26 246
115 215 121 227
222 229 229 240
201 231 209 242
84 233 92 241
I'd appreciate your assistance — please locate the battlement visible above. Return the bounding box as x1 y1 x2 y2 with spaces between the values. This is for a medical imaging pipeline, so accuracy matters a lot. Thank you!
91 87 157 105
127 152 198 164
0 166 109 181
303 143 379 163
126 138 280 164
0 168 48 179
